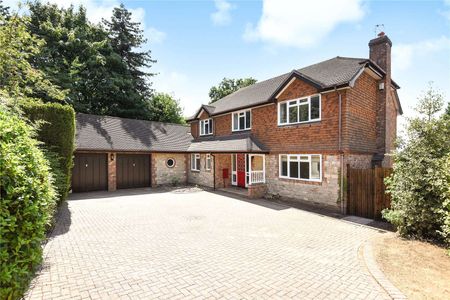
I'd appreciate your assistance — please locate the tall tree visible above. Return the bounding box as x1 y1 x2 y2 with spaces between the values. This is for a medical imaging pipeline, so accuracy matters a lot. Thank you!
209 77 257 103
147 93 185 124
103 4 156 100
0 13 65 103
27 2 151 119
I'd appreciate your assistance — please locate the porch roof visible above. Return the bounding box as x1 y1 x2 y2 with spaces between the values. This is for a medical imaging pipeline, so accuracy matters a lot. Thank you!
187 133 268 153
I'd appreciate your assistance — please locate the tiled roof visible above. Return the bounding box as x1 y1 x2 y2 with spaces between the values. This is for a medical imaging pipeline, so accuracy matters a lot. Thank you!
75 113 192 152
188 56 380 119
188 133 268 153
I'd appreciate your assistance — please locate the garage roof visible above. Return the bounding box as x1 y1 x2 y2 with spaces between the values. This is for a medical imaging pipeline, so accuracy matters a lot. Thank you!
75 113 193 152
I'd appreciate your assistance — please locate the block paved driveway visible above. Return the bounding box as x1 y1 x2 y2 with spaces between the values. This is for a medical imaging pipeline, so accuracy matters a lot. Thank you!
26 188 389 299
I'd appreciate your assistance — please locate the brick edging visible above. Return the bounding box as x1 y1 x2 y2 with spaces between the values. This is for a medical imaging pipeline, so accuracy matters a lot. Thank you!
361 239 407 299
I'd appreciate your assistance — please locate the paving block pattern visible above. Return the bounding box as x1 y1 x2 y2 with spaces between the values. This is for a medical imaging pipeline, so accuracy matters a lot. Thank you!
25 188 389 299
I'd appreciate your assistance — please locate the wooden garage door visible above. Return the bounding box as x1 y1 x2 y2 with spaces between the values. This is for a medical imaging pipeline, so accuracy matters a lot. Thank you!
72 153 108 193
116 154 151 189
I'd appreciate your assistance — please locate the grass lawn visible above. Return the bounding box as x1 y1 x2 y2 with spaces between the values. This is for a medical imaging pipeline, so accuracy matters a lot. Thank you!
372 234 450 300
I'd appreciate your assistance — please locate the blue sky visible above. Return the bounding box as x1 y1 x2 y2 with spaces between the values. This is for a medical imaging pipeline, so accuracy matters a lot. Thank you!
6 0 450 125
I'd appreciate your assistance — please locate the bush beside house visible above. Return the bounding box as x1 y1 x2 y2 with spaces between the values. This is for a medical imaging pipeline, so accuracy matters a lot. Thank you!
383 87 450 249
21 102 75 203
0 105 57 299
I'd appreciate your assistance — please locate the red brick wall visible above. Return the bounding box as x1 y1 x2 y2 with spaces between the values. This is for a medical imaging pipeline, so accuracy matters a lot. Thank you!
252 79 340 153
214 154 231 188
384 88 398 166
189 74 396 158
344 71 378 153
191 121 199 139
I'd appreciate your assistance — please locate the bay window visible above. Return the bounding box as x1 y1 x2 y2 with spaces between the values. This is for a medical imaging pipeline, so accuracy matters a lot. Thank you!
278 94 321 125
232 109 251 131
191 153 200 171
199 119 213 136
279 154 321 181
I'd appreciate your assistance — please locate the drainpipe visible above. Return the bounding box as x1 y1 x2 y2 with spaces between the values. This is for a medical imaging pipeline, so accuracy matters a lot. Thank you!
211 153 216 190
338 91 345 215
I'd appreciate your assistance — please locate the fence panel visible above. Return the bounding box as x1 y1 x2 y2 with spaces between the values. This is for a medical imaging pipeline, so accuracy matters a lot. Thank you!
347 165 392 220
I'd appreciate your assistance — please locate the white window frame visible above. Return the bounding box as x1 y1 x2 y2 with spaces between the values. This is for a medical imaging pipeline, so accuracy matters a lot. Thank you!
199 118 213 136
205 154 212 171
231 109 251 132
278 94 321 126
278 154 322 182
191 153 201 171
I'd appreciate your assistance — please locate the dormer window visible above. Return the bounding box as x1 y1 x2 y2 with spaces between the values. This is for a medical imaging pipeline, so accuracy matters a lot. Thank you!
232 109 251 131
199 118 213 136
278 94 321 126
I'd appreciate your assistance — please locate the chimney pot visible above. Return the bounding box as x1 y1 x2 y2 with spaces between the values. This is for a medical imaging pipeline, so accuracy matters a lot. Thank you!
378 31 385 37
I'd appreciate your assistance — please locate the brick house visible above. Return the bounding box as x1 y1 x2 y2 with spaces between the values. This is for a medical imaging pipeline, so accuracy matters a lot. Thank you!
72 34 401 213
185 33 401 210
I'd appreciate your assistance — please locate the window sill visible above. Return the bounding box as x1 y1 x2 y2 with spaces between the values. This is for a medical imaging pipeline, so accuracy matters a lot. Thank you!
199 133 214 137
231 129 251 133
278 119 321 128
278 177 322 185
191 169 200 173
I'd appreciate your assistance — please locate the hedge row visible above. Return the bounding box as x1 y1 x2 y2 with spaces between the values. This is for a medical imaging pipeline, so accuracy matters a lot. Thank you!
21 102 75 203
0 105 57 299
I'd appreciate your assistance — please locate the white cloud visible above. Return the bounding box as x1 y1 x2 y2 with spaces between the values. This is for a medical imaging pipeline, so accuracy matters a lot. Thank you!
211 0 234 26
243 0 365 48
392 36 450 71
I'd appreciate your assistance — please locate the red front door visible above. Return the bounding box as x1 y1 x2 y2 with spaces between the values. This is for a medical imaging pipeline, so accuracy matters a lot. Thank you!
237 154 246 187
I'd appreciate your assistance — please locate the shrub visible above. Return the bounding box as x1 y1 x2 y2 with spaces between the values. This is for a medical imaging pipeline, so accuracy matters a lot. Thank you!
21 101 75 203
383 86 450 247
0 104 56 299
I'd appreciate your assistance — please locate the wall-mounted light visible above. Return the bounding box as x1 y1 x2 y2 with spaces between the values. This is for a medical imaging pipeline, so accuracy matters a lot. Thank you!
110 153 115 161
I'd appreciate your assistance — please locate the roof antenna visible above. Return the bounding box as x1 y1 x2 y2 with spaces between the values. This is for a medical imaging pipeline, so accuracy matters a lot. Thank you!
374 24 385 37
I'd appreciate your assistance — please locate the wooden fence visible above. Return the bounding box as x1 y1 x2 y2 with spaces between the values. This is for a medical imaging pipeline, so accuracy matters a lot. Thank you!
346 165 393 220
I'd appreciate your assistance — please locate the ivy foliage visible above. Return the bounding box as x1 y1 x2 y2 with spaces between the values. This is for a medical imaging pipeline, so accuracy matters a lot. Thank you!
383 85 450 247
0 104 57 299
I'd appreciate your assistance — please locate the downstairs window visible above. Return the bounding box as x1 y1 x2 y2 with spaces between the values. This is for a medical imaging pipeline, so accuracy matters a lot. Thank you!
279 154 321 181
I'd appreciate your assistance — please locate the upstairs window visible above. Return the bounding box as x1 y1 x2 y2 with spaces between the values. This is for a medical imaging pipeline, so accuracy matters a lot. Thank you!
232 109 251 131
279 154 321 181
199 119 213 136
278 94 321 125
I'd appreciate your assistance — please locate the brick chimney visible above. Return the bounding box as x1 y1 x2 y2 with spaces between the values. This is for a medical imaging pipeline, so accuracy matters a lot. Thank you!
369 32 392 166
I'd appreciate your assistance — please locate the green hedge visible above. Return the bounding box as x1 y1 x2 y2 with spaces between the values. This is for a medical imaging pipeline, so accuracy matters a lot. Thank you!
0 105 57 299
21 102 75 203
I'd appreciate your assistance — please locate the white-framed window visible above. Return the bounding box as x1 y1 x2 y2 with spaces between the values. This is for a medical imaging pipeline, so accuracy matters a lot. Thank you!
232 109 251 131
205 154 212 171
191 153 201 171
279 154 321 181
278 94 321 126
199 119 213 136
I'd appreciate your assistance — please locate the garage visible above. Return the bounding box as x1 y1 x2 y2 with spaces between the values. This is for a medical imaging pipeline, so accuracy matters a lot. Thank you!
72 153 108 192
117 154 151 189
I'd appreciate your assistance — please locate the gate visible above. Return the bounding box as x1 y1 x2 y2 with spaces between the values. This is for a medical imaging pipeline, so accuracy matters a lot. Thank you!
346 165 393 219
